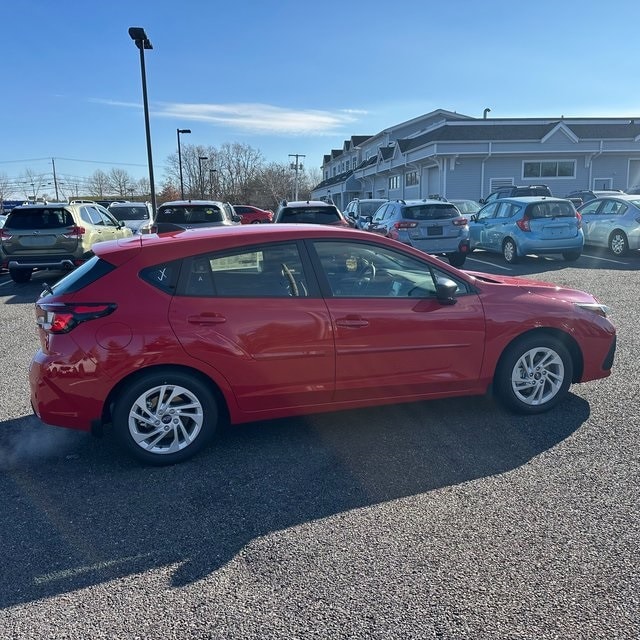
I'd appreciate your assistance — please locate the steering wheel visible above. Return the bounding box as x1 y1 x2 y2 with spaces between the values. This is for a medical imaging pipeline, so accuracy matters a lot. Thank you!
354 260 376 292
280 263 299 297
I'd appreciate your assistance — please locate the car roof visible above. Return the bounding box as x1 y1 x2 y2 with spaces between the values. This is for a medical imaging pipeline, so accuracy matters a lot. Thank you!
491 196 571 204
282 200 336 207
590 193 639 201
159 200 226 207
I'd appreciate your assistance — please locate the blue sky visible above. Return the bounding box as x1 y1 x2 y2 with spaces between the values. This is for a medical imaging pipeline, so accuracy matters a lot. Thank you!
2 0 640 195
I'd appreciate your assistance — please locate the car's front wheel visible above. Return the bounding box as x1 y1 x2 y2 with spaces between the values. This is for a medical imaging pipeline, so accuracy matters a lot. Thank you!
9 268 32 283
112 369 219 465
495 335 572 414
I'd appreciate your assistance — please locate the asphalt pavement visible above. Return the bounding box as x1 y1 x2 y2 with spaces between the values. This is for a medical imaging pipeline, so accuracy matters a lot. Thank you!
0 250 638 639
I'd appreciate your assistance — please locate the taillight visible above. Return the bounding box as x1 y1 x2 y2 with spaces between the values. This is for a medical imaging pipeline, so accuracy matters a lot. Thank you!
453 217 468 226
516 215 531 232
575 211 582 229
63 225 86 238
0 229 11 239
394 221 418 229
35 302 116 334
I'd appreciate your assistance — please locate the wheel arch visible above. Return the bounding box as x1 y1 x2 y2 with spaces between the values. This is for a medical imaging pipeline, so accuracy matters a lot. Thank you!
492 327 584 388
102 364 231 429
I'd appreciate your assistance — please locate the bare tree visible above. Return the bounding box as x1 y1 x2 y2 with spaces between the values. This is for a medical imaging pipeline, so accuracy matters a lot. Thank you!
20 169 48 201
0 173 14 205
108 168 135 197
87 169 110 198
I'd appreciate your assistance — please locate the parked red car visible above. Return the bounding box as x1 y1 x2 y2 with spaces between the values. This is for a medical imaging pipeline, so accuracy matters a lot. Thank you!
30 224 616 465
233 204 273 224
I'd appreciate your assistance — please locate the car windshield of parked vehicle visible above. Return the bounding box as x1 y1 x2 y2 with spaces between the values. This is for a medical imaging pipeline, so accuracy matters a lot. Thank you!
5 207 74 229
403 204 460 220
109 205 149 221
359 201 386 216
527 201 576 218
279 206 342 224
157 205 223 224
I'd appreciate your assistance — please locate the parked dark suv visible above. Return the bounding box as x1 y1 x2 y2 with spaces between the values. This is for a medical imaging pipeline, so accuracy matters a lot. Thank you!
154 200 241 232
481 185 552 205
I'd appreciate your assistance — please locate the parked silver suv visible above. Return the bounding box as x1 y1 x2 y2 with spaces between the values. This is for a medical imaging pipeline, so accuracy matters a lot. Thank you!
366 198 470 267
0 202 132 283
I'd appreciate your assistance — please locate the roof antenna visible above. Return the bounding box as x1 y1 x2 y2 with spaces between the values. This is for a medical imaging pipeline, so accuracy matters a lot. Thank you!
483 108 491 119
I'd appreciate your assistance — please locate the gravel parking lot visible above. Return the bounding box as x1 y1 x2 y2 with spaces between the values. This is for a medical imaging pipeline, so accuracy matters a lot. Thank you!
0 249 638 639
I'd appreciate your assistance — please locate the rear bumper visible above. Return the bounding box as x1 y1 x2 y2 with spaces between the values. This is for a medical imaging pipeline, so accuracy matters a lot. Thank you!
7 256 78 270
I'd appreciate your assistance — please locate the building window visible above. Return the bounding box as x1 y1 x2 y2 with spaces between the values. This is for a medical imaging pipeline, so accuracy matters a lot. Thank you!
352 158 357 170
405 170 419 187
523 160 575 179
325 171 329 180
389 175 400 190
333 167 336 177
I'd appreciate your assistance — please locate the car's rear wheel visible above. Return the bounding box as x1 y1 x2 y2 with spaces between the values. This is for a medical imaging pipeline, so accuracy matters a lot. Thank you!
608 230 629 256
112 369 218 465
251 219 261 224
562 251 581 262
447 252 466 268
9 268 32 283
502 239 519 264
495 335 572 414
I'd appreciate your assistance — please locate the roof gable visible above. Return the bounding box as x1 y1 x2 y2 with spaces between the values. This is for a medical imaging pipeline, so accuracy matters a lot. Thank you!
541 122 578 143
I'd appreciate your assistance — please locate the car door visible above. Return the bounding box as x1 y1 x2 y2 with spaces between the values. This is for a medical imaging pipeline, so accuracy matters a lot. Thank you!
367 203 393 234
469 202 499 249
589 199 627 245
167 241 336 412
309 239 486 402
578 199 605 246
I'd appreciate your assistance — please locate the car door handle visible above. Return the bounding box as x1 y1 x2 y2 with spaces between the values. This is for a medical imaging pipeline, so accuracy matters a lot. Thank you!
335 317 369 328
187 313 227 325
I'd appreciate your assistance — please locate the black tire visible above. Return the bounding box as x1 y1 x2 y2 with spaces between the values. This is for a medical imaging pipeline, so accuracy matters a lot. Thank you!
9 268 32 283
562 251 581 262
250 219 261 224
112 369 218 465
495 335 573 414
608 230 629 257
502 239 519 264
447 252 467 268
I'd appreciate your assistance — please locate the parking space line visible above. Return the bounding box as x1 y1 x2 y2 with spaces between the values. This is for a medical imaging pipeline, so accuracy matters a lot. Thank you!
580 253 628 265
465 257 513 271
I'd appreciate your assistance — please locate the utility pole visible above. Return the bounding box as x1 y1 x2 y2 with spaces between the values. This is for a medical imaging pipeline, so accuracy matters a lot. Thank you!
289 153 305 200
51 157 60 201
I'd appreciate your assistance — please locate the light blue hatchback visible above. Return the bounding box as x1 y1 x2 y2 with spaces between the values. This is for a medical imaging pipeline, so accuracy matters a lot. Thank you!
468 196 584 264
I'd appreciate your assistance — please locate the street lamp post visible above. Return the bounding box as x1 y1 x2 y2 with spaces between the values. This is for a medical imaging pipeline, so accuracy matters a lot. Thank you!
198 156 208 199
177 128 191 199
128 27 157 217
209 168 217 199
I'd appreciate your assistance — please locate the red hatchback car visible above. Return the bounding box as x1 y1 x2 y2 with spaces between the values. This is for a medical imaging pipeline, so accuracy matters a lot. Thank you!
30 225 616 465
232 204 273 224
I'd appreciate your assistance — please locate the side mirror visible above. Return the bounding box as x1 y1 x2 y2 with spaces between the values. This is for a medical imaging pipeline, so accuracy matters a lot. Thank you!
478 198 485 205
435 277 458 305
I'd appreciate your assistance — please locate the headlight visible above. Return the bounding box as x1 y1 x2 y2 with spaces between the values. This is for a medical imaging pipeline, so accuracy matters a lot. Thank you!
574 302 611 318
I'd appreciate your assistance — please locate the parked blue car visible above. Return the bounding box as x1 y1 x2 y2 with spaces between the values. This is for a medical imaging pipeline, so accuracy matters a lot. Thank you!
468 197 583 263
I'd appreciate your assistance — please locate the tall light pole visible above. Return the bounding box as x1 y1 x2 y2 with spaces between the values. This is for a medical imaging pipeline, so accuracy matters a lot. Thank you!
177 128 191 200
209 168 217 199
289 153 305 200
198 156 208 199
128 27 157 217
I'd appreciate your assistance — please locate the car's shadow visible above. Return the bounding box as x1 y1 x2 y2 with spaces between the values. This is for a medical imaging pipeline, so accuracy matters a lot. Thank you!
0 394 590 607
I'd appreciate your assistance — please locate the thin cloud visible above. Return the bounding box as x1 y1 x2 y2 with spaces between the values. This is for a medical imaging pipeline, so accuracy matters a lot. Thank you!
92 98 364 135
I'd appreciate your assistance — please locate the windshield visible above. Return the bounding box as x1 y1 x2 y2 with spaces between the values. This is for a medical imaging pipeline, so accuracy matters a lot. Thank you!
110 205 149 221
157 205 224 224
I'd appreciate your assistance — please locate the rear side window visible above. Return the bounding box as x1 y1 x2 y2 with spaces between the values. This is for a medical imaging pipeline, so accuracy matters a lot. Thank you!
402 204 460 220
6 208 74 229
280 207 341 224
